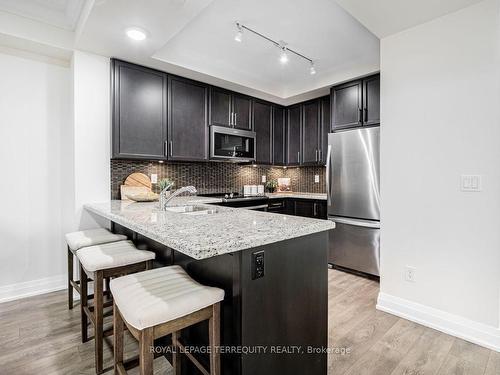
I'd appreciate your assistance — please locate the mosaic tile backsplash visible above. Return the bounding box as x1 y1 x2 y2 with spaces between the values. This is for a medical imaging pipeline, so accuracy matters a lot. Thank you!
111 160 326 199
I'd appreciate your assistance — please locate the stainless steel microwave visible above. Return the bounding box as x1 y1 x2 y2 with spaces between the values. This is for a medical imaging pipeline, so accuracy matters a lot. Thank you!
210 125 256 162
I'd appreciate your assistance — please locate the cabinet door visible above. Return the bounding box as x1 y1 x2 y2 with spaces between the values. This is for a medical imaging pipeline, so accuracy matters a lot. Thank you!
253 100 272 164
273 106 286 165
294 200 315 218
112 60 167 159
285 199 295 215
287 105 302 166
362 75 380 126
331 80 362 130
168 77 208 161
302 100 320 165
313 201 327 220
319 96 331 165
232 94 252 130
209 87 232 127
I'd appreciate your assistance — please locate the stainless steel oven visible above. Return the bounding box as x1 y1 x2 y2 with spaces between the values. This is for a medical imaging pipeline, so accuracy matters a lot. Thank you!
210 125 256 162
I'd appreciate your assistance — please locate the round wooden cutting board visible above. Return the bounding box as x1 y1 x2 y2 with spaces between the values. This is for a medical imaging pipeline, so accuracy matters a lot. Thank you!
124 172 152 190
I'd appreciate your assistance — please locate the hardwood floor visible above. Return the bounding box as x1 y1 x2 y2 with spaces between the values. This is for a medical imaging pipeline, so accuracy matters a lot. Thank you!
327 269 499 375
0 269 497 374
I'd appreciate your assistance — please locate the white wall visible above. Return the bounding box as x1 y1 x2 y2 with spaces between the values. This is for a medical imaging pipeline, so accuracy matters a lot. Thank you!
0 49 111 302
71 50 111 230
378 0 500 350
0 51 70 300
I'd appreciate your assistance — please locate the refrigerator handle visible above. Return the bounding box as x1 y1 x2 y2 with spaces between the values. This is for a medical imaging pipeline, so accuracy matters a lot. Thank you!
326 144 332 206
328 216 380 229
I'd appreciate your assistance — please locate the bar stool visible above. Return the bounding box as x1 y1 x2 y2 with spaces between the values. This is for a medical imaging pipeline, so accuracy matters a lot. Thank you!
110 266 225 375
77 240 156 374
65 228 127 309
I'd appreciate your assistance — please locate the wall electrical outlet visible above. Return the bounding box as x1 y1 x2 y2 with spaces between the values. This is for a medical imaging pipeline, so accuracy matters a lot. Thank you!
262 175 267 183
314 175 320 183
405 266 416 282
251 251 265 280
151 174 158 184
461 175 482 192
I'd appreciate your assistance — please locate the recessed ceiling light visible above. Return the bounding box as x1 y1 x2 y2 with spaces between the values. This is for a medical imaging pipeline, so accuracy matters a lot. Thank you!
126 27 147 41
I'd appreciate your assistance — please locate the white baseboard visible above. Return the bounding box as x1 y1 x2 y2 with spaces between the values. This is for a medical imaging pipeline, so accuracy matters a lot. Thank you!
0 274 67 304
377 292 500 352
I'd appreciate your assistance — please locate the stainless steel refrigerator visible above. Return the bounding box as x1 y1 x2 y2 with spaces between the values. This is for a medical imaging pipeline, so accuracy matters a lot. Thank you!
326 127 380 276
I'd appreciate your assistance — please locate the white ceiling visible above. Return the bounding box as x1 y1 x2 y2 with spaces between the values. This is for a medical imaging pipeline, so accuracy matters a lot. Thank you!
334 0 485 38
0 0 84 31
75 0 380 104
0 0 484 104
152 0 380 98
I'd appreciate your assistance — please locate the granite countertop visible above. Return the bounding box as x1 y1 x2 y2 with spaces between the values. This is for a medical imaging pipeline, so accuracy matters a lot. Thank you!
266 192 327 200
84 197 334 260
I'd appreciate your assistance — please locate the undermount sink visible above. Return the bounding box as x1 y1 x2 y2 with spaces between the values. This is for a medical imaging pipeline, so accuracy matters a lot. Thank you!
164 205 217 215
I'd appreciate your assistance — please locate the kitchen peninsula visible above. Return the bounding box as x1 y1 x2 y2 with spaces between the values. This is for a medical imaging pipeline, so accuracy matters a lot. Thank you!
85 198 334 375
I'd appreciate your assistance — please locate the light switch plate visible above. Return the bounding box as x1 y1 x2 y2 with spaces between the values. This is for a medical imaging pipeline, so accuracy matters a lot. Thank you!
461 175 482 192
314 175 320 183
262 175 266 183
151 174 158 184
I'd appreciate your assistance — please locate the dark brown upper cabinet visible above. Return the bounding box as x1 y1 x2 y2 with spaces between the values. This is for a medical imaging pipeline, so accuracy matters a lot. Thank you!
253 100 273 164
301 100 321 165
167 76 208 162
112 60 167 159
319 96 331 165
208 87 232 127
331 74 380 130
287 105 302 166
272 106 286 166
331 79 362 130
209 87 252 130
362 75 380 126
232 94 252 130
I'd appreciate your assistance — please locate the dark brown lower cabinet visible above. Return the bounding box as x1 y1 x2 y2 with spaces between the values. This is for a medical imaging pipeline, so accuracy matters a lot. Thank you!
268 199 327 220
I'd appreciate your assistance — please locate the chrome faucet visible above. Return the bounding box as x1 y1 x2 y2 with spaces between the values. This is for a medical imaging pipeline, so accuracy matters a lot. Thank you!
160 186 197 210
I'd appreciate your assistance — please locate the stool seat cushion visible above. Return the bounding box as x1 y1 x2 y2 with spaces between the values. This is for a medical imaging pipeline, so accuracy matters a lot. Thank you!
77 240 155 272
65 228 127 252
110 266 225 330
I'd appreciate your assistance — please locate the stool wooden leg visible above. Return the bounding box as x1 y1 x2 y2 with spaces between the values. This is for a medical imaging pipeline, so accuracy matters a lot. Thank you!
67 247 74 310
113 302 124 375
139 327 154 375
172 331 181 375
80 265 88 343
209 303 221 375
94 270 104 374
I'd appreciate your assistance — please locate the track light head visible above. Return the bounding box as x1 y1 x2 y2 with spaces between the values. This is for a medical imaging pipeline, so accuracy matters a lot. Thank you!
234 23 243 42
280 46 289 64
309 62 316 75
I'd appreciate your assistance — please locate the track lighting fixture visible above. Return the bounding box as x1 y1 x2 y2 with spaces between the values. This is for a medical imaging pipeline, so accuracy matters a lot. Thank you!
233 22 316 75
